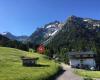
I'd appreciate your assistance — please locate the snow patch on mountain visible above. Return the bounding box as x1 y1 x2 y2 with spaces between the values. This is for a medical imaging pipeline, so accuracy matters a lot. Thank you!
28 21 64 45
0 32 9 35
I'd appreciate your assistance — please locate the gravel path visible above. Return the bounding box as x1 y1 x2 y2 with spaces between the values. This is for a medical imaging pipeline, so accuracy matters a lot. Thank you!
56 63 83 80
56 63 100 80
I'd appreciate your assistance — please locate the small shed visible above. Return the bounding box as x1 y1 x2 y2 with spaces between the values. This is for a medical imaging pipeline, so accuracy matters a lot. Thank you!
68 51 96 69
21 57 39 66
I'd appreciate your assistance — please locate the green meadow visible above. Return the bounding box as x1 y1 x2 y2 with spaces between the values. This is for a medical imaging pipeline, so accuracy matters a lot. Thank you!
75 69 100 78
0 47 59 80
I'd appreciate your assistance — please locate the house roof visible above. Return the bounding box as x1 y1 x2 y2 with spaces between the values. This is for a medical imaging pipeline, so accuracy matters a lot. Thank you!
68 51 95 56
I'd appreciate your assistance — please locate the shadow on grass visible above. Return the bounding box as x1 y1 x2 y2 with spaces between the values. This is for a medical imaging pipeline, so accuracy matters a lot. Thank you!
23 64 50 67
34 64 50 67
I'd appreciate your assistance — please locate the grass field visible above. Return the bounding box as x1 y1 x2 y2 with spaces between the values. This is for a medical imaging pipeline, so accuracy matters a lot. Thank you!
74 69 100 78
0 47 59 80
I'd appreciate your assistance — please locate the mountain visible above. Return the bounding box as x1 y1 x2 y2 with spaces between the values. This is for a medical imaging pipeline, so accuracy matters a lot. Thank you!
0 32 17 40
0 32 28 41
46 16 100 62
27 21 64 45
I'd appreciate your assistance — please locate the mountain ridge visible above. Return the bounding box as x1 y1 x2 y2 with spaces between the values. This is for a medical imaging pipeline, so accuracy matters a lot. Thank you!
27 21 64 45
0 32 28 41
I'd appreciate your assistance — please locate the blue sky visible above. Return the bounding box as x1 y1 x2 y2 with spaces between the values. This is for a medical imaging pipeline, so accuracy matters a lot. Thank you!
0 0 100 36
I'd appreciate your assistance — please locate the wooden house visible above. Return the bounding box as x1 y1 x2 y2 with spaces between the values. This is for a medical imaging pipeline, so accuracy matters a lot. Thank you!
68 51 96 69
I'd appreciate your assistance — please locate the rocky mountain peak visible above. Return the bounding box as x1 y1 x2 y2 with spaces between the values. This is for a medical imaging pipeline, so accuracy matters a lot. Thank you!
27 21 64 45
67 15 82 21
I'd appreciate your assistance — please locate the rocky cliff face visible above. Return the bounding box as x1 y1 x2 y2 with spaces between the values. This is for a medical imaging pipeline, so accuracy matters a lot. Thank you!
27 21 64 45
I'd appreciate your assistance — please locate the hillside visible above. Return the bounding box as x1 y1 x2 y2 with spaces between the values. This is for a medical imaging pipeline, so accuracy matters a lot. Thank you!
0 47 59 80
46 16 100 62
0 34 28 51
0 34 10 46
